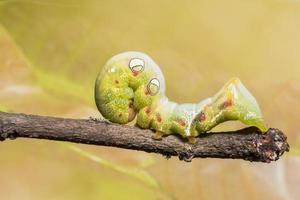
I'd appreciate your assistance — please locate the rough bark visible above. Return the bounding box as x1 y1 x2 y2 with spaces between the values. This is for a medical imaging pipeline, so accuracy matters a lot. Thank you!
0 111 289 162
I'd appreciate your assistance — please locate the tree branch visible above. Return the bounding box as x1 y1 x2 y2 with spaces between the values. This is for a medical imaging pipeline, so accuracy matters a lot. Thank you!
0 111 289 162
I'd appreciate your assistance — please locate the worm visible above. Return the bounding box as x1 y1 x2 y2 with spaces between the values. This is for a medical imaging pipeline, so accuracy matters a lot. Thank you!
95 51 266 143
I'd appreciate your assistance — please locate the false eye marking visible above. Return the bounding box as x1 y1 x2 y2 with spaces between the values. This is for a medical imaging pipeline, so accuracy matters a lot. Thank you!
129 58 145 73
147 78 160 95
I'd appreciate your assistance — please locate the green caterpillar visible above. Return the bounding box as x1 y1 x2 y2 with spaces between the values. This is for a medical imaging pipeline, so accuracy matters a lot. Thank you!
95 51 267 143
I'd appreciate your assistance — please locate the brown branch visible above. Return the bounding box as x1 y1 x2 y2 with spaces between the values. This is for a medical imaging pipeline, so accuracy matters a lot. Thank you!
0 111 289 162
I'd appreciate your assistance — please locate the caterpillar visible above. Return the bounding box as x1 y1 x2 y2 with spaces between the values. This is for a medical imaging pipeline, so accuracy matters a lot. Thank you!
95 51 267 143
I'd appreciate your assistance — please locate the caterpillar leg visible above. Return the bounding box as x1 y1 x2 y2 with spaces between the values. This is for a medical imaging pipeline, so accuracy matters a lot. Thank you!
136 106 171 140
136 99 175 139
152 131 165 140
187 136 196 144
192 78 267 135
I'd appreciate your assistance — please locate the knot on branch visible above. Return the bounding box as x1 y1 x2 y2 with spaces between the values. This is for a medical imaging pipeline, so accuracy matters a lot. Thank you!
0 118 18 141
178 151 194 162
256 128 290 163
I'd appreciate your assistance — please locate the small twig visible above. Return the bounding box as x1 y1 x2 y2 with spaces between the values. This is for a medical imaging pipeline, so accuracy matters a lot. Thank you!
0 111 289 162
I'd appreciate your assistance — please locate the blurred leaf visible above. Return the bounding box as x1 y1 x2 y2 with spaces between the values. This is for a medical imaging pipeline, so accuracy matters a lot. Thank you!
0 0 109 98
65 144 159 188
0 23 94 115
34 69 93 105
0 21 93 106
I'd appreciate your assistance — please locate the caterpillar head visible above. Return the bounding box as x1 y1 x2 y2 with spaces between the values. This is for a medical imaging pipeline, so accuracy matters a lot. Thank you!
104 51 165 89
97 52 166 123
107 52 166 110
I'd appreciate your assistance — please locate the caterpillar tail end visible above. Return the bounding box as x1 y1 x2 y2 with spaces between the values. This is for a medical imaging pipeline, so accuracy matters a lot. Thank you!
218 77 267 133
192 77 267 135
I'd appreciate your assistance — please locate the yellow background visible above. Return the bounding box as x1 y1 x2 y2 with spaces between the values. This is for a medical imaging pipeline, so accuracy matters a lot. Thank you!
0 0 299 199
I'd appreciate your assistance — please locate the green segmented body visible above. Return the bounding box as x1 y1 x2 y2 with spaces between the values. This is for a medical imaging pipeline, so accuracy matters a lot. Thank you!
95 51 267 141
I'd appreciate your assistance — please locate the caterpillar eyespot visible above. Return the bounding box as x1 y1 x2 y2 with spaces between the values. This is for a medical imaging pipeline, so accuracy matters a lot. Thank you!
129 58 145 73
147 78 160 96
95 51 267 143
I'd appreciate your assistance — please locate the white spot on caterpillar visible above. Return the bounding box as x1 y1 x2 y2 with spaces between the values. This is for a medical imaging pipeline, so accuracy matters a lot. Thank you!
147 78 160 95
129 58 144 72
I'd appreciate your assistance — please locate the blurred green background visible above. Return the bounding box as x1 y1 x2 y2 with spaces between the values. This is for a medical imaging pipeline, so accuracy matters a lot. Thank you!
0 0 299 199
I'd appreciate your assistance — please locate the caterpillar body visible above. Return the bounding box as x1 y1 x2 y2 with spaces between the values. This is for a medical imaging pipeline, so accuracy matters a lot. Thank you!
95 51 267 143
